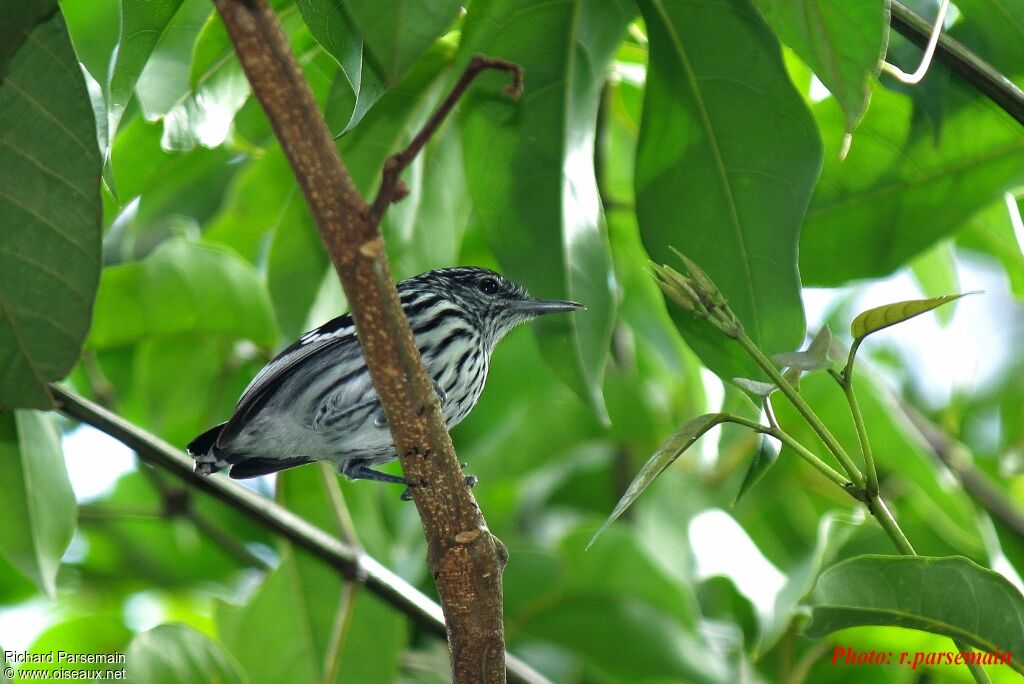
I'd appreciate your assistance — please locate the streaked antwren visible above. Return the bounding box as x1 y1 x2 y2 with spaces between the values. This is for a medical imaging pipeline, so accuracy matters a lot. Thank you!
187 267 583 495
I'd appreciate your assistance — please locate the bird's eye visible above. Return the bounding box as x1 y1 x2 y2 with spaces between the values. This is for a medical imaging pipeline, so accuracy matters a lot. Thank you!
478 276 500 295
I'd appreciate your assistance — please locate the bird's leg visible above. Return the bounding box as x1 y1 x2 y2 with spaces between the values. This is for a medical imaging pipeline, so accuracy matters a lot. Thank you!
372 380 448 428
341 460 407 485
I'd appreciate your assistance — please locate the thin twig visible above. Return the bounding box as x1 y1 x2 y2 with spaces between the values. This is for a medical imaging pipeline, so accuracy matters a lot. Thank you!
367 54 522 226
51 384 549 684
889 1 1024 127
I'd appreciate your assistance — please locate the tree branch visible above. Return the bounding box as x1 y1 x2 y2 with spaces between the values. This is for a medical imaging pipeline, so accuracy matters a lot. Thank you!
900 400 1024 541
206 1 515 679
889 1 1024 127
51 385 549 684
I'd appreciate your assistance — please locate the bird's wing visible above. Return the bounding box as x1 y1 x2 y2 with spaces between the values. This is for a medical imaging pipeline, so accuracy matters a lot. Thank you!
217 313 358 447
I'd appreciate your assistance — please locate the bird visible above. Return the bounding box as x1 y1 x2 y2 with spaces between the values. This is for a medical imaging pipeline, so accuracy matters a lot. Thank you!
187 267 583 494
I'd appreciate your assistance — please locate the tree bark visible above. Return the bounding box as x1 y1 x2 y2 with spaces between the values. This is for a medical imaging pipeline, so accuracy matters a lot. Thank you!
212 0 511 679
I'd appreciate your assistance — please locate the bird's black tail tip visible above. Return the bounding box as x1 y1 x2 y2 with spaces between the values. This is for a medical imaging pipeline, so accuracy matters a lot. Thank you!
187 422 227 474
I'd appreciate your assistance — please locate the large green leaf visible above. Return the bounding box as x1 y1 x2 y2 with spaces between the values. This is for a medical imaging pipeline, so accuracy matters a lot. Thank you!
203 143 327 339
88 238 278 349
0 411 76 599
340 0 460 85
953 0 1024 86
76 469 271 587
635 0 819 383
21 616 131 679
752 0 886 133
958 196 1024 300
461 0 630 420
0 10 102 409
295 0 387 132
755 511 862 655
807 555 1024 675
134 0 211 121
218 467 406 684
107 116 237 248
106 0 185 141
0 1 57 76
126 624 246 684
801 84 1024 285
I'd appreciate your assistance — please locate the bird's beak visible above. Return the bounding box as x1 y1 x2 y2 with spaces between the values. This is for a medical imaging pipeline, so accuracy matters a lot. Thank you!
509 298 586 316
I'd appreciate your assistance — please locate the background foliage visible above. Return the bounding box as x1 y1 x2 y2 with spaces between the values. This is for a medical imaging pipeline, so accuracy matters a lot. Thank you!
1 0 1023 681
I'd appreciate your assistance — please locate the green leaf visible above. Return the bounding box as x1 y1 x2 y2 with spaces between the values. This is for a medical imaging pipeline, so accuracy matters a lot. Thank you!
88 239 278 349
204 143 327 339
23 615 131 678
733 437 778 506
635 0 819 383
807 555 1024 675
752 0 886 133
0 1 57 76
77 470 271 587
126 624 247 684
218 545 405 684
0 411 76 599
340 0 460 85
134 0 211 121
517 598 731 683
908 241 960 324
755 511 862 654
461 0 630 421
0 11 102 409
295 0 387 132
772 325 833 372
958 196 1024 300
952 0 1024 88
850 293 972 341
107 0 186 141
801 83 1024 285
388 119 471 278
590 413 728 547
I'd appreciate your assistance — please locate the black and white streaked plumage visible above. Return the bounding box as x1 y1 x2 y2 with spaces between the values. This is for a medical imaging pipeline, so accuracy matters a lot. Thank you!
187 267 583 491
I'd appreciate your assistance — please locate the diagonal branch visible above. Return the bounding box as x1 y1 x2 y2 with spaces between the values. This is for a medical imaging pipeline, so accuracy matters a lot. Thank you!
889 1 1024 127
211 1 516 680
51 385 549 684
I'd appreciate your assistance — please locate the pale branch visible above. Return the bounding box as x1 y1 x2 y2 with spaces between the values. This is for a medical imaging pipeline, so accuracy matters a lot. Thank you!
51 385 549 684
900 400 1024 541
210 1 511 679
889 1 1024 127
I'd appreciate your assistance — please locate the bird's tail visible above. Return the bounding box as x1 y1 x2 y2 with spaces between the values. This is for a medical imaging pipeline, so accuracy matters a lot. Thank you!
187 422 227 474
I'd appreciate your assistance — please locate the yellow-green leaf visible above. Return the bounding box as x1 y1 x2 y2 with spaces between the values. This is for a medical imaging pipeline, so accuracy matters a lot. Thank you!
850 294 974 341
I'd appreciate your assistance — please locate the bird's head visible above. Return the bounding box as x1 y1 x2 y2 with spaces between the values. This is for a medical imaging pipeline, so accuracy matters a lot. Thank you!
404 267 584 350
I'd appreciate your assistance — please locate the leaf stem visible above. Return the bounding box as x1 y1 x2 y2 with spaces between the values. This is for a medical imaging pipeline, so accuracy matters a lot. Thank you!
737 333 866 490
768 427 855 493
718 413 853 493
836 368 878 497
